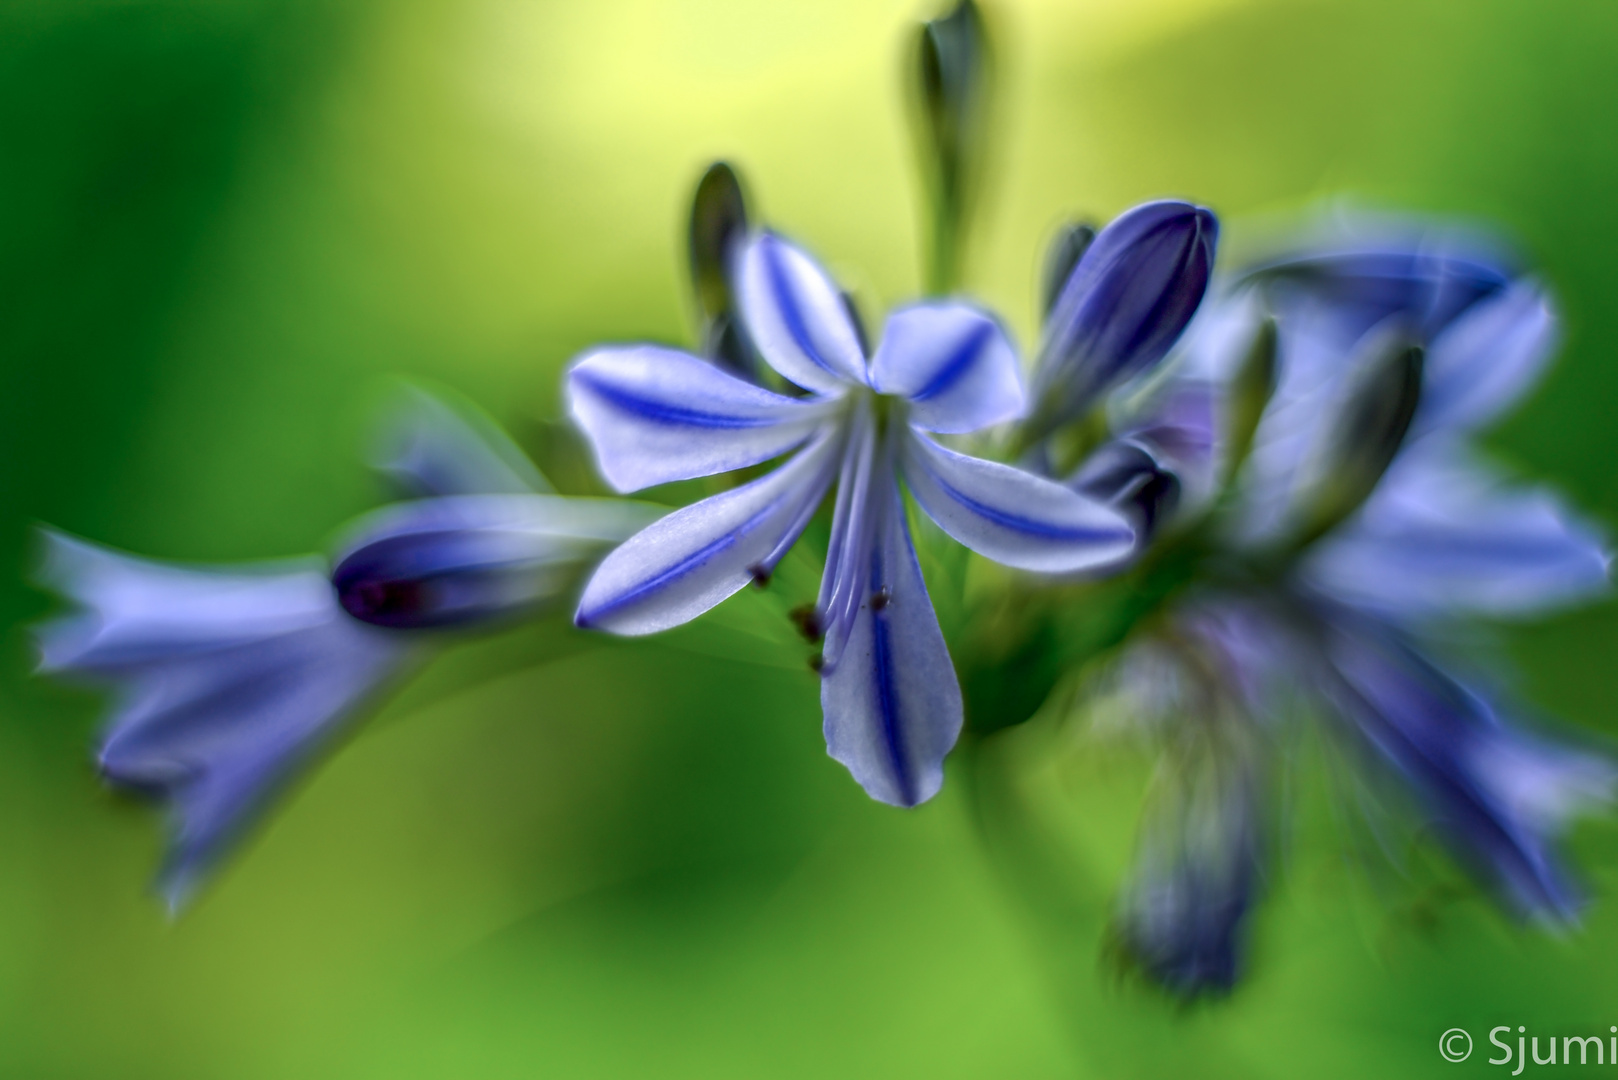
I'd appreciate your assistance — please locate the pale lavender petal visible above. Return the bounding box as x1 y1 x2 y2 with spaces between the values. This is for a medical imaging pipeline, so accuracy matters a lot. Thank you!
735 231 867 393
371 382 550 497
815 398 881 672
574 428 841 635
1416 279 1558 436
1303 443 1609 619
568 345 834 492
821 473 962 807
868 302 1023 433
332 495 661 629
901 432 1135 573
34 532 413 909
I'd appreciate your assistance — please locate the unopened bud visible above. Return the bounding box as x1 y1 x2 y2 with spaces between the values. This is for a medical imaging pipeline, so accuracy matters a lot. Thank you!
1040 221 1097 325
1291 329 1423 547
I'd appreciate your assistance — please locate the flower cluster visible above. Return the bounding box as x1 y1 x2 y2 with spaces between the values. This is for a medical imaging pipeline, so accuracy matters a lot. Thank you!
29 0 1612 1006
1082 215 1612 994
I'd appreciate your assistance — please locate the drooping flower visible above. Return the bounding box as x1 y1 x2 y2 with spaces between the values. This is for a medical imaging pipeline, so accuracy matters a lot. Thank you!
35 386 655 906
566 227 1175 806
1075 216 1612 995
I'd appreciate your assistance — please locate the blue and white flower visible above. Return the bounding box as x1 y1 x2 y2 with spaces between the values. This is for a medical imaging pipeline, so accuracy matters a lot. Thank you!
35 386 653 906
567 229 1146 806
1083 216 1612 994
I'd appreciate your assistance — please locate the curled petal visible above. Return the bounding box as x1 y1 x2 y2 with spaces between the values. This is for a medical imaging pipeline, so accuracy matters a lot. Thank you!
1323 618 1613 919
868 302 1023 433
35 532 412 909
575 428 841 635
371 382 550 497
901 432 1135 573
736 231 867 393
1032 200 1217 429
332 495 662 629
1417 278 1558 436
1302 443 1609 620
568 346 833 492
1070 440 1181 546
821 474 962 807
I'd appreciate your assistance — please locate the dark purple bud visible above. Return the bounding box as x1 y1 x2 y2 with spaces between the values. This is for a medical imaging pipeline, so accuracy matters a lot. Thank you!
332 495 658 630
1030 200 1218 439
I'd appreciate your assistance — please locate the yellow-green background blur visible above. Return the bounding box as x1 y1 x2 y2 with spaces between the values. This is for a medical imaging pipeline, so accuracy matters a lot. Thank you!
4 0 1618 1076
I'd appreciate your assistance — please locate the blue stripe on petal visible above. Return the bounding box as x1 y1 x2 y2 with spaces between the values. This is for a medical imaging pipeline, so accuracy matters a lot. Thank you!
869 302 1024 434
575 427 842 636
567 345 832 492
901 432 1135 573
821 474 961 807
736 232 867 393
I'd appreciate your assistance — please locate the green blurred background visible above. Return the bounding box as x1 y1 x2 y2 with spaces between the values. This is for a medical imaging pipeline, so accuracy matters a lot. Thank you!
4 0 1618 1075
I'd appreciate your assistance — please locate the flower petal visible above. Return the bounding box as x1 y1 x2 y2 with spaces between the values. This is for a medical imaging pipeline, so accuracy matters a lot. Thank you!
1322 618 1612 919
1114 746 1263 998
34 532 412 909
868 302 1023 433
735 231 867 393
568 345 834 492
1302 442 1609 619
901 433 1135 573
575 428 841 635
371 382 551 497
332 495 662 629
821 474 962 807
1416 278 1558 435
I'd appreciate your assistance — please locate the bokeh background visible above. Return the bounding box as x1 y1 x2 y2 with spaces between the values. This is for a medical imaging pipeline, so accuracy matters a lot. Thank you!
4 0 1618 1076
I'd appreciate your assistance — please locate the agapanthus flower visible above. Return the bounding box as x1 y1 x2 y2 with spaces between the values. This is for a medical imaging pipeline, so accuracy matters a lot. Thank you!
1081 216 1613 995
565 227 1190 806
35 387 654 906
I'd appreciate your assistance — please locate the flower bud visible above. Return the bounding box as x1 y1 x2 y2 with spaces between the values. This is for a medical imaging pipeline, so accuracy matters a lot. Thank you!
1029 200 1218 441
1222 316 1277 481
687 161 758 379
333 496 657 629
1291 327 1424 547
910 0 991 292
1040 220 1097 324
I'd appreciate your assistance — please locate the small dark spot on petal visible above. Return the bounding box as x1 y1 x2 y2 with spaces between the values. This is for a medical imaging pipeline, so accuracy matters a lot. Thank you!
748 563 772 588
869 586 891 611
